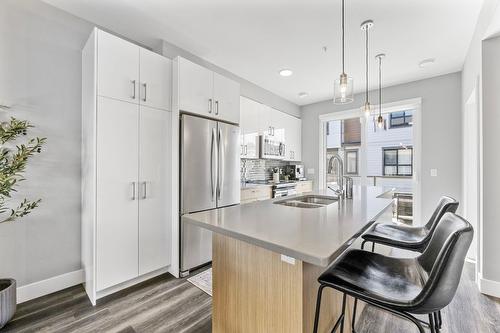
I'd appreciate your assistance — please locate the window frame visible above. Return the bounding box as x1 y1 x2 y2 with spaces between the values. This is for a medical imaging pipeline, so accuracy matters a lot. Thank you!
344 149 359 175
382 146 413 176
389 110 413 128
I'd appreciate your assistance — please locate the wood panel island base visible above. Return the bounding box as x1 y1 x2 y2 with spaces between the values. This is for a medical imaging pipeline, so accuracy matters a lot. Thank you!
182 186 396 333
212 233 360 333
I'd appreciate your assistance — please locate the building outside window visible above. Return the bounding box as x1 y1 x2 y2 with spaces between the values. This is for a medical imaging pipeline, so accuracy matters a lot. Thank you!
389 110 413 128
383 147 413 176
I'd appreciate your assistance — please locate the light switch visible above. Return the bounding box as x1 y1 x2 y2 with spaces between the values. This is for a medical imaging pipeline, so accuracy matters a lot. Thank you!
430 169 438 177
307 168 315 175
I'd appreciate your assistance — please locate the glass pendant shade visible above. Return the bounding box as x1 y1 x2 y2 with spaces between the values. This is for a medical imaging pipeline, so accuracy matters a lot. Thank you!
334 73 354 104
362 102 372 117
377 114 384 128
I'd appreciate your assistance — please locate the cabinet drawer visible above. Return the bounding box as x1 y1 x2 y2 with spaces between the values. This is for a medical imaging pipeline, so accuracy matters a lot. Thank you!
295 181 313 194
241 186 272 202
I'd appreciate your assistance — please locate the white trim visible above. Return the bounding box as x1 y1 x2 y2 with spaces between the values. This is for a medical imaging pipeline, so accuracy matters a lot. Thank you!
17 269 84 304
318 98 422 224
96 266 169 300
478 272 500 298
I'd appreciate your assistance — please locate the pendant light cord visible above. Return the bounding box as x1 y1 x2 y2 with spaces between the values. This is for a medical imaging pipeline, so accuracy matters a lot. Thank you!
378 56 382 117
341 0 345 74
365 28 369 102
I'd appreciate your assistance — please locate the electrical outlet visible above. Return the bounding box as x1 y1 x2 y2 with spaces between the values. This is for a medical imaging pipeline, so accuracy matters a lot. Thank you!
430 169 438 177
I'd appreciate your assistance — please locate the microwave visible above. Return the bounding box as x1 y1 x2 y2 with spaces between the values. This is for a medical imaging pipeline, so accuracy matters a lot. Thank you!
259 135 285 159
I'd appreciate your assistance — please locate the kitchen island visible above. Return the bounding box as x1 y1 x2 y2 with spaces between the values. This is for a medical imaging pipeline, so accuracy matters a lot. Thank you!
183 186 394 333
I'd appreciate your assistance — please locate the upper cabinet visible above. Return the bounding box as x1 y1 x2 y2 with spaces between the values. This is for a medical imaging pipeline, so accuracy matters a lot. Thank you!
97 30 171 111
239 96 302 161
176 57 240 124
139 49 172 111
97 30 139 103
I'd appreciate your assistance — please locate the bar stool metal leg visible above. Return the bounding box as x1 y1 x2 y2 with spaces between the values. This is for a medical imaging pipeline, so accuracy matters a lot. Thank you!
437 310 443 329
351 298 358 333
428 313 436 333
313 285 325 333
337 293 347 333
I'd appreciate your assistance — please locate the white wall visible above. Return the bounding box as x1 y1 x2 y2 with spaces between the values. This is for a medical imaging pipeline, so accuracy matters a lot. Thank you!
481 35 500 291
301 72 462 222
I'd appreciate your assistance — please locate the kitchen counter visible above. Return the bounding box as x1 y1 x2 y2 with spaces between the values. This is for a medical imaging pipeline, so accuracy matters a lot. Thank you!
183 185 393 267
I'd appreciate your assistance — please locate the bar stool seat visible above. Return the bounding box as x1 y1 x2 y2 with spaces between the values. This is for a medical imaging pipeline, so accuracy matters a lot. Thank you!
361 196 459 252
319 250 426 309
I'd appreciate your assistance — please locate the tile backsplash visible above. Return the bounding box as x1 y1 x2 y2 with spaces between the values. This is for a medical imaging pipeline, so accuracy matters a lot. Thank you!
241 159 290 182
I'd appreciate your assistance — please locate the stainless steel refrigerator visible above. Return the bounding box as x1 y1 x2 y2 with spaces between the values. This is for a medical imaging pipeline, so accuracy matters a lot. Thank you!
180 114 240 276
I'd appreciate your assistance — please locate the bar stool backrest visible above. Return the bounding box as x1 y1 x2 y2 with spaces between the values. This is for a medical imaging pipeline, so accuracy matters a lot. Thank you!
424 196 459 234
415 213 473 313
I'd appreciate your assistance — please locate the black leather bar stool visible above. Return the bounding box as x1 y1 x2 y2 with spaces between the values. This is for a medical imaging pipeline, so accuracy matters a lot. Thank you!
361 196 459 253
313 212 473 333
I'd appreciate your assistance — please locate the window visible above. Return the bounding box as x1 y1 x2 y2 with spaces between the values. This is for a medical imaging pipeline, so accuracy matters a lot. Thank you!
389 110 413 128
383 147 413 176
345 149 358 175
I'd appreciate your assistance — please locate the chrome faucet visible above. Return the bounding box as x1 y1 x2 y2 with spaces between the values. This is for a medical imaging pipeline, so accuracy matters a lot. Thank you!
328 154 344 197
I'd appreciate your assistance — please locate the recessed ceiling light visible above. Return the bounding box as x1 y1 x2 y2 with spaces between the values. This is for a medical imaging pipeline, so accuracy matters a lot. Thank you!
279 69 293 77
419 58 435 68
298 92 309 98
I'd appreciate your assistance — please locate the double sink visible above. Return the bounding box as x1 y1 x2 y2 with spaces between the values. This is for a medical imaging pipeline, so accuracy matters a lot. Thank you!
274 195 338 209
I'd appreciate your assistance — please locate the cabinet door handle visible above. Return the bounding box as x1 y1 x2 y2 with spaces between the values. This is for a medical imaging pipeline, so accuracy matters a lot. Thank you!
268 126 272 135
142 181 147 199
208 99 213 113
142 83 147 102
245 145 248 155
131 80 136 99
215 100 219 115
131 182 136 200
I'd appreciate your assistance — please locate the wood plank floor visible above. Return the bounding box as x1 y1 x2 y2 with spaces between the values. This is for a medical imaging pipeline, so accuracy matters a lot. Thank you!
3 262 499 332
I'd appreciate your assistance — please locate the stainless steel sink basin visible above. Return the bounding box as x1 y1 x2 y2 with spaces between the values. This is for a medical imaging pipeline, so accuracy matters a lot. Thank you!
274 195 338 208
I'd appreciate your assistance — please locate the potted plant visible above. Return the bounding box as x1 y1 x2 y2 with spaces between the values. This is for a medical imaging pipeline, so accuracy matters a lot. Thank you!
0 117 45 328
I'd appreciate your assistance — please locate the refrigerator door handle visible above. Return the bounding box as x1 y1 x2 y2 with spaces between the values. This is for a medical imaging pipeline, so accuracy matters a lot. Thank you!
218 127 224 200
211 127 217 202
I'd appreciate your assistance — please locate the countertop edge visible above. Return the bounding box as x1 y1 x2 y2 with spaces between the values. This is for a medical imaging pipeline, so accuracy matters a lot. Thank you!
183 199 394 267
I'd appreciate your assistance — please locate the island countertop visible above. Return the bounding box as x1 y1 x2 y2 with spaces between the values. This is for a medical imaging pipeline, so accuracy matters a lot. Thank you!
183 186 394 267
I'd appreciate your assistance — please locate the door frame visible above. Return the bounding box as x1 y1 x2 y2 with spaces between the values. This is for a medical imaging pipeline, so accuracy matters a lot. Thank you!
318 97 422 223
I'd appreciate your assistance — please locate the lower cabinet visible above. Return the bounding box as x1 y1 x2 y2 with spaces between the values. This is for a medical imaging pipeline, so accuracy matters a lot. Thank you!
84 96 172 303
295 181 313 194
241 186 272 204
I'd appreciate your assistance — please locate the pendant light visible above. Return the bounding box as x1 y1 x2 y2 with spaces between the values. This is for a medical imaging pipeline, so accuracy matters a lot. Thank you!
375 53 386 129
360 20 374 117
333 0 353 104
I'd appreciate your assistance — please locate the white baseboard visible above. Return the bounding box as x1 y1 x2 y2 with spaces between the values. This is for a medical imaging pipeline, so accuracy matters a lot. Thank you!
17 269 84 304
478 272 500 298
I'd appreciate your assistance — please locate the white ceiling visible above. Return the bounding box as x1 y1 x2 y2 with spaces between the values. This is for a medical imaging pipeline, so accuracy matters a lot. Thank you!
43 0 483 106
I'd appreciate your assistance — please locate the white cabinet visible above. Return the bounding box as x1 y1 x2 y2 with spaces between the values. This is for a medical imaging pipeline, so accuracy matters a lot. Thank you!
240 96 261 158
97 30 139 103
82 28 172 305
139 106 171 275
97 29 171 111
239 96 302 161
176 57 240 124
140 49 172 111
213 72 240 124
96 97 139 291
284 114 302 161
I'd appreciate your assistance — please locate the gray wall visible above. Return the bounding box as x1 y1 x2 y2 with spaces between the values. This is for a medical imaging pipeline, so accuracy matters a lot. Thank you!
301 72 462 222
162 40 300 117
482 36 500 283
0 0 93 286
461 0 500 289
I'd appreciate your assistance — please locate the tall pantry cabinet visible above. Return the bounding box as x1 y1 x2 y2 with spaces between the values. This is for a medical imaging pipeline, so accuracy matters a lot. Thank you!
82 28 172 305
